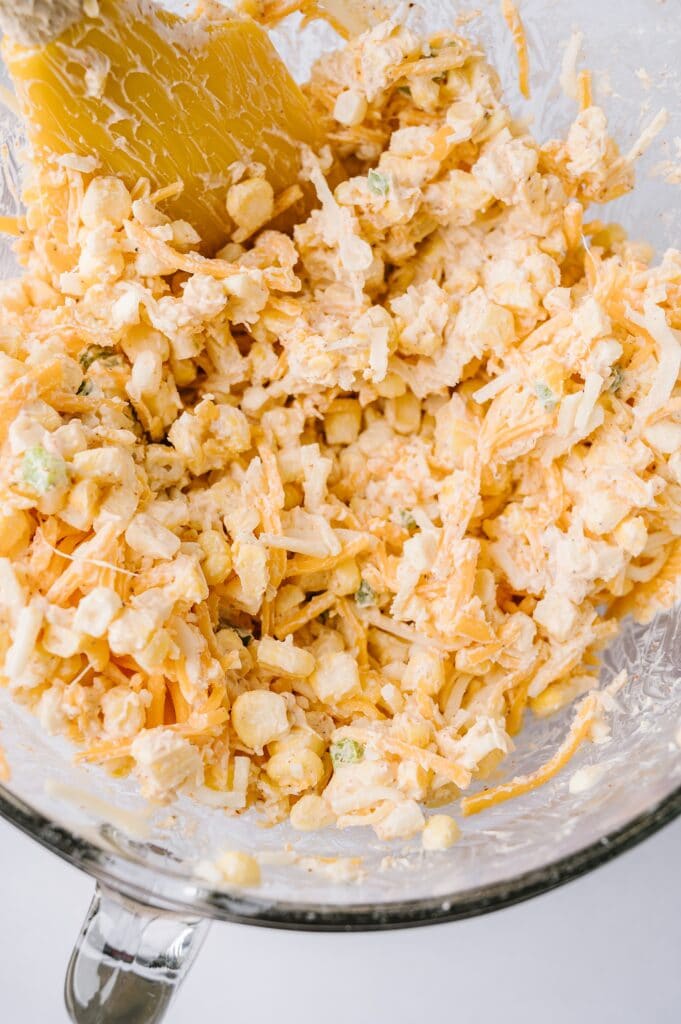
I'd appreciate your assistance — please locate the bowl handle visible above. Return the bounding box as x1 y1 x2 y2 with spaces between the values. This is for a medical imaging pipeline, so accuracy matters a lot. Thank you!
64 882 210 1024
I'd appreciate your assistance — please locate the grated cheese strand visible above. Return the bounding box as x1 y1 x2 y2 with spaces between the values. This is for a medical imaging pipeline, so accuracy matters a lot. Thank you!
461 694 598 816
501 0 530 99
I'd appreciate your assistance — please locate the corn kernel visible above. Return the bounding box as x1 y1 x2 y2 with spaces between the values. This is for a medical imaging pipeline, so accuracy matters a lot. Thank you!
387 391 421 434
667 451 681 486
198 529 232 585
644 419 681 455
212 238 243 261
81 176 132 229
73 586 122 637
380 682 404 714
231 537 268 612
125 513 181 561
297 570 328 593
310 650 361 704
533 591 578 644
455 648 493 675
135 629 179 674
73 446 135 485
108 607 161 657
393 719 431 748
42 615 82 658
290 793 335 831
256 635 315 677
226 178 274 235
402 647 446 696
333 88 368 127
613 516 647 557
474 568 496 608
434 403 477 466
171 219 201 248
53 421 88 460
397 761 430 800
274 584 305 618
130 728 203 802
375 371 406 398
78 231 125 284
0 511 31 557
324 403 362 445
231 689 289 750
56 477 98 532
374 799 425 841
171 357 197 387
422 814 461 851
81 635 110 672
329 559 362 596
269 726 325 758
102 685 147 738
283 482 304 509
265 748 324 792
214 850 261 887
426 782 462 808
411 76 441 109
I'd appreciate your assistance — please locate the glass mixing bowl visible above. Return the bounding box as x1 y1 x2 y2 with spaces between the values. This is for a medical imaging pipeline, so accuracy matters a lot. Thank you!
1 1 681 1022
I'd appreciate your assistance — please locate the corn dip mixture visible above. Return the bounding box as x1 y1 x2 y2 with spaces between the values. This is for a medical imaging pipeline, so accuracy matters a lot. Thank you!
0 16 680 843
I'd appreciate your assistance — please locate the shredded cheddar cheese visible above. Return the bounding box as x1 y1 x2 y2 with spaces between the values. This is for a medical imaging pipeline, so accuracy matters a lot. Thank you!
501 0 530 99
461 693 597 815
577 69 592 112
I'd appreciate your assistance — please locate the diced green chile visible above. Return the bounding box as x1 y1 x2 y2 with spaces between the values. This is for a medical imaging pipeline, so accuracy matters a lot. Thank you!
367 169 390 196
79 344 119 370
330 738 365 767
534 382 557 411
355 579 377 607
609 365 624 392
22 446 69 493
398 509 417 532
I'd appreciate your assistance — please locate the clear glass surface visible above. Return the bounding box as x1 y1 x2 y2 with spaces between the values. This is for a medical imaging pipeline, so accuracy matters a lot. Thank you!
1 0 681 1019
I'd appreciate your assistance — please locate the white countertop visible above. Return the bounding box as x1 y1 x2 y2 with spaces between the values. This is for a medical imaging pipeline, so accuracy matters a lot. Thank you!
1 815 680 1023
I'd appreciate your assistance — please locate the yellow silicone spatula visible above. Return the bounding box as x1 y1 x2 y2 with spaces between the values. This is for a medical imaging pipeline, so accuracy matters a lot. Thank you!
0 0 321 250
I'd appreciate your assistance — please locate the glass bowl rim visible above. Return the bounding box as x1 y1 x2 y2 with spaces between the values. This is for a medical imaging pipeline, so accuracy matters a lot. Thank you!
1 780 679 930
